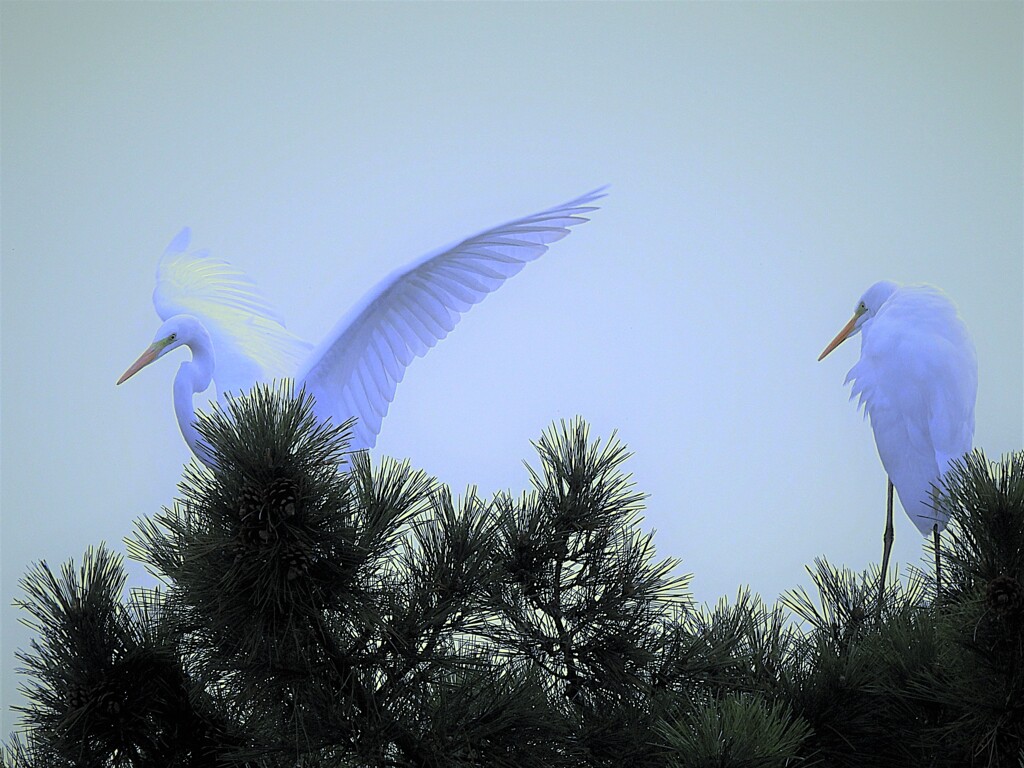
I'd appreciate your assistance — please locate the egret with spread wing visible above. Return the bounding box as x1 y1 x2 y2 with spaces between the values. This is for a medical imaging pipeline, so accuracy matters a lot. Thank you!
118 189 605 466
818 281 977 592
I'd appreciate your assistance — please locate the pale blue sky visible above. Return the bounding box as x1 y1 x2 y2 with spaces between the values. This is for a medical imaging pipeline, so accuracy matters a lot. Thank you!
2 1 1021 734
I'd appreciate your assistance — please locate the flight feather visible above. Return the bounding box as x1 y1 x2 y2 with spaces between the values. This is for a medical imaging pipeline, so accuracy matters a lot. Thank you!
297 188 606 449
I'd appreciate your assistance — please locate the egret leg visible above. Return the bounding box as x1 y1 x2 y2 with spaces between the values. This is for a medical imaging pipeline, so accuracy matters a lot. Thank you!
933 524 942 595
878 480 895 620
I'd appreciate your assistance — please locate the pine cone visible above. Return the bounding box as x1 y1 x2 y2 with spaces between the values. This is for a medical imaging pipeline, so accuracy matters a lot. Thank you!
986 574 1023 616
267 476 299 520
238 480 273 547
239 516 267 548
97 689 122 716
238 481 264 524
283 541 311 581
228 539 247 565
66 681 91 711
93 683 132 734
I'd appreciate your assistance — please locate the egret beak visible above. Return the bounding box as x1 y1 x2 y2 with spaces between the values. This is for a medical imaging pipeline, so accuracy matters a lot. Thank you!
117 343 162 384
818 314 859 361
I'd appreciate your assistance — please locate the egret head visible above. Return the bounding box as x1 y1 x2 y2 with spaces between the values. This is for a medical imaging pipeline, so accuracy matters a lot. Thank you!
818 280 899 361
117 315 200 384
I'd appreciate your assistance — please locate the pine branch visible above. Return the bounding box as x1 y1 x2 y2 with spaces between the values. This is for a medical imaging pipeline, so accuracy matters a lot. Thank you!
483 418 692 765
658 693 811 768
918 450 1024 767
11 546 234 765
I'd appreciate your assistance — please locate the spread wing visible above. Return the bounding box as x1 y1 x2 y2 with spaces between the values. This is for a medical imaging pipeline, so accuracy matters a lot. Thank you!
297 188 606 450
154 228 313 398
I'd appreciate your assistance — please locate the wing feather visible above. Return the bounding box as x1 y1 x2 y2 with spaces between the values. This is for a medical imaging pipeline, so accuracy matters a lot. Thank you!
392 298 439 349
372 328 405 382
382 308 426 361
298 188 605 449
154 228 313 398
413 276 475 312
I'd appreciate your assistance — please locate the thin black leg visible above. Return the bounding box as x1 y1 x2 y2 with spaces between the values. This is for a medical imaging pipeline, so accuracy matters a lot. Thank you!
878 479 895 620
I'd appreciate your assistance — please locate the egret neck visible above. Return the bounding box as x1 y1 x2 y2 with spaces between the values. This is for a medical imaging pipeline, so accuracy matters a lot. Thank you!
172 329 216 466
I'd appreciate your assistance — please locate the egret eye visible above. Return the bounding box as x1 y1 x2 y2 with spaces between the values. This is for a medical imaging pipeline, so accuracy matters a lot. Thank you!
168 333 177 342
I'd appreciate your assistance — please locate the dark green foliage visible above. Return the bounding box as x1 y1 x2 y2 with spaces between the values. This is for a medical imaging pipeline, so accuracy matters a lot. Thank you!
481 421 692 766
10 546 232 765
658 694 810 768
922 452 1024 767
938 451 1024 602
777 561 937 767
5 390 1023 768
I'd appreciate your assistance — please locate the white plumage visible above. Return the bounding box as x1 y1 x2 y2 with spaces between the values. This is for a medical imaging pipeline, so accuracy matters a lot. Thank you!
119 189 605 464
820 280 978 536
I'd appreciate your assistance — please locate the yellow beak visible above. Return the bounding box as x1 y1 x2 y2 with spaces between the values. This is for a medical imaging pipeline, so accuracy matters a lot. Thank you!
818 314 859 361
117 343 161 384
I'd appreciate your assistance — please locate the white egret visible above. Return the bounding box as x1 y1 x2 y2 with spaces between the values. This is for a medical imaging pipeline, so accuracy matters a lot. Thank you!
818 281 977 592
118 189 605 466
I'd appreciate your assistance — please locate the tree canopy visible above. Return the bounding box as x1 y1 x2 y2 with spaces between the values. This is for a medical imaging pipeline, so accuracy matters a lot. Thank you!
5 386 1023 767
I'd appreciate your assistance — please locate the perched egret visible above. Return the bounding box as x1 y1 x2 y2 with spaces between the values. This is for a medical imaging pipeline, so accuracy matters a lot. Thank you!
818 281 977 592
118 189 605 466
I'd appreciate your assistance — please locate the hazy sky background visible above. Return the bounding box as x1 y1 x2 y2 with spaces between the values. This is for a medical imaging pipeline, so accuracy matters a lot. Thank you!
2 2 1021 735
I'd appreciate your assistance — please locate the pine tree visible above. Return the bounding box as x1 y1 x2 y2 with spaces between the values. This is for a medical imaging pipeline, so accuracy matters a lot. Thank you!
482 419 691 766
4 389 703 766
4 384 1022 767
922 451 1024 767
